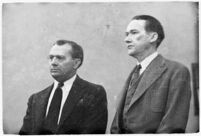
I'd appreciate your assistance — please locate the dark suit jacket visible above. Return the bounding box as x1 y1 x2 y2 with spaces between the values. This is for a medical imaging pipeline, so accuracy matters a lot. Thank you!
111 55 191 133
19 76 108 134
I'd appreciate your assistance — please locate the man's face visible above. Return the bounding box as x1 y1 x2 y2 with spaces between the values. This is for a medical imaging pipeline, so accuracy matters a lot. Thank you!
49 44 76 82
124 19 152 58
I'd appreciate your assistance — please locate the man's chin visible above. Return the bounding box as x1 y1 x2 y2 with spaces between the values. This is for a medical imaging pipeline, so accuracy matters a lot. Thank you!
128 51 136 56
51 73 61 78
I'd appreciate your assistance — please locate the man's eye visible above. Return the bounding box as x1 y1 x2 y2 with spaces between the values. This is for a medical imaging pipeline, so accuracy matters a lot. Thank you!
57 56 61 60
130 31 137 34
57 56 65 60
49 56 53 60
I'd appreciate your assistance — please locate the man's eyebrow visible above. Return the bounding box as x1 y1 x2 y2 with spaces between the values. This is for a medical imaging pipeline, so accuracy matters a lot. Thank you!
130 29 138 32
126 29 138 33
49 55 65 57
125 29 138 35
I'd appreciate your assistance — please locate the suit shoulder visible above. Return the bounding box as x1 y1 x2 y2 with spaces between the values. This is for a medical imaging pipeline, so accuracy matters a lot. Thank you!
80 78 106 93
163 57 190 74
31 85 52 97
81 78 104 89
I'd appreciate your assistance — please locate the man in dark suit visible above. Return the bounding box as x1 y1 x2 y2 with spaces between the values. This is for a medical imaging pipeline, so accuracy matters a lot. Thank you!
111 15 191 133
19 40 108 134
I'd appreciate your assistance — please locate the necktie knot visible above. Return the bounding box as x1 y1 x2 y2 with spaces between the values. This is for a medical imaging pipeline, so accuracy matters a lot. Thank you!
136 64 142 71
134 64 141 74
58 82 64 88
129 64 142 87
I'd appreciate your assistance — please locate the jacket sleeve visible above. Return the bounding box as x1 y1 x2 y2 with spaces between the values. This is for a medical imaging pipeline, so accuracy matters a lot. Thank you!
110 91 125 134
157 66 191 133
81 85 108 134
110 110 121 133
110 77 130 134
19 95 34 135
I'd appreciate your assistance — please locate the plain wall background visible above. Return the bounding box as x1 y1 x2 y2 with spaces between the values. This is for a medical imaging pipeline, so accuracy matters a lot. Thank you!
2 2 198 134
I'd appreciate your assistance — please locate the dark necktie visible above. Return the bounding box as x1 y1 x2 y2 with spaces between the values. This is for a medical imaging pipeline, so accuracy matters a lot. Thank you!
44 82 64 132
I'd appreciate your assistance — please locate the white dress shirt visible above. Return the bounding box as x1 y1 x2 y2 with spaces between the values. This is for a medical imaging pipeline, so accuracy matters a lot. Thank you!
137 52 158 75
45 74 77 124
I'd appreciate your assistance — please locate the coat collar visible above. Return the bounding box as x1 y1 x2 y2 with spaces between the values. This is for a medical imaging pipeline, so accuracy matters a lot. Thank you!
34 84 53 129
127 54 167 111
58 75 87 126
34 75 87 129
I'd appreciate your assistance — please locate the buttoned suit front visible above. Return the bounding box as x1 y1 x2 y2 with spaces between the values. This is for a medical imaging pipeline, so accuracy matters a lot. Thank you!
111 54 191 133
20 76 108 134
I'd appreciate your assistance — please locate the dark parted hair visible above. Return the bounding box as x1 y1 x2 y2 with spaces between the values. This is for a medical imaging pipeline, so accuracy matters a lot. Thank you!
54 39 84 68
132 15 165 48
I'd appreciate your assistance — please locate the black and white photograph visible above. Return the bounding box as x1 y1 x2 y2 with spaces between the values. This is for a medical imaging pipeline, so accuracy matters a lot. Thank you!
1 0 199 134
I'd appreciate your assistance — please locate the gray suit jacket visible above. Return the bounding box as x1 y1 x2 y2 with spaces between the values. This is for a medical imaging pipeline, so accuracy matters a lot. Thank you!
20 76 108 134
111 55 191 133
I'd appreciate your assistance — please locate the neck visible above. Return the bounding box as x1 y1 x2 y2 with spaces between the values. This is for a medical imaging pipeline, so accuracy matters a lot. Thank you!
135 49 156 63
55 71 76 83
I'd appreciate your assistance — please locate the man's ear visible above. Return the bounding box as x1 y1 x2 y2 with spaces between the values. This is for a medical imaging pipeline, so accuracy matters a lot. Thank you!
149 32 158 43
73 58 81 69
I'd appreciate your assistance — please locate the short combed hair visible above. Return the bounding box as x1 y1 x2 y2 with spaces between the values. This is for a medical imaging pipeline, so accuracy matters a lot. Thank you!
54 39 84 68
132 15 165 48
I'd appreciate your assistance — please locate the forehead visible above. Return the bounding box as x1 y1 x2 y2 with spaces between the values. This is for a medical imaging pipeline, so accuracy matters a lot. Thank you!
126 19 147 32
49 44 72 56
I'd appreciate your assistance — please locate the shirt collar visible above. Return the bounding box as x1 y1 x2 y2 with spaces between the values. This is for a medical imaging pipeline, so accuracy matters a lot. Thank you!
54 74 77 88
137 52 158 74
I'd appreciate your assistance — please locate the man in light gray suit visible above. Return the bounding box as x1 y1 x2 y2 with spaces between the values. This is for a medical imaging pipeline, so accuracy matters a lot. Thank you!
111 15 191 133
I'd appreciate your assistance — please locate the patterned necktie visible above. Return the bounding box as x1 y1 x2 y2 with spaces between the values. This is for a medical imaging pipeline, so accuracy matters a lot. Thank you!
45 82 64 132
124 64 142 108
129 64 142 89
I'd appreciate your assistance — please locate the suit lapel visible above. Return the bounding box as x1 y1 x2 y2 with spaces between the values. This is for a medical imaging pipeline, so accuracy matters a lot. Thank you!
34 84 53 127
118 67 136 111
127 55 167 110
116 67 136 127
59 76 86 126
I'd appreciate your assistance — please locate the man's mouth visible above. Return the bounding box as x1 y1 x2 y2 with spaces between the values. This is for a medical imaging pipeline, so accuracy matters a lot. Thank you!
127 45 134 49
51 69 60 72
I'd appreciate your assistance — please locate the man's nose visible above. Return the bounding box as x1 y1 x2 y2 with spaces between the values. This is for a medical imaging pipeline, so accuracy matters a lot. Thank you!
124 35 132 44
50 57 58 66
